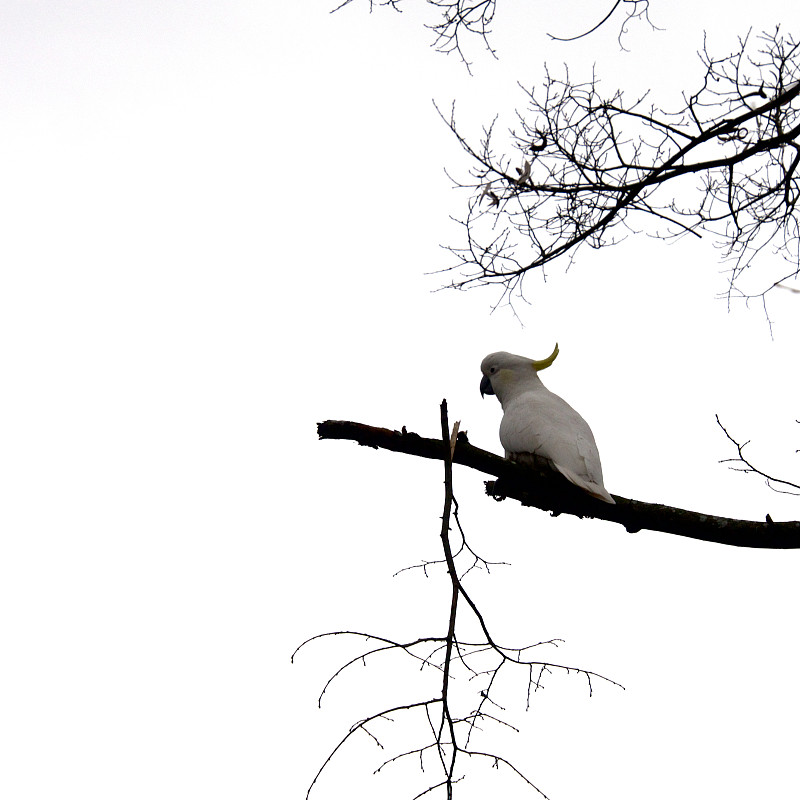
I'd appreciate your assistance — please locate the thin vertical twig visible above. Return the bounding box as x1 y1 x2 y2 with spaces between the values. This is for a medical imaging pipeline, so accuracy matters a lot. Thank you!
438 400 460 796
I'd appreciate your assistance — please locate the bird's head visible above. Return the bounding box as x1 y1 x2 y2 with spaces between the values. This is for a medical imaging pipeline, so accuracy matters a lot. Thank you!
480 345 559 400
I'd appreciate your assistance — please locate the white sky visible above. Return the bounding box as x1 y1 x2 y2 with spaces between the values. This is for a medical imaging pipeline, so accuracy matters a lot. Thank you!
1 1 799 798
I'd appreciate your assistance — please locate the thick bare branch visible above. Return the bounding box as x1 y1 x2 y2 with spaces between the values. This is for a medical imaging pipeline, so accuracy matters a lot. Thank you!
318 417 800 547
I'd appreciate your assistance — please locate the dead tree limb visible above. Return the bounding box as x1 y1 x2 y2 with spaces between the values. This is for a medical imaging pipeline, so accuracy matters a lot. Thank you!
318 418 800 548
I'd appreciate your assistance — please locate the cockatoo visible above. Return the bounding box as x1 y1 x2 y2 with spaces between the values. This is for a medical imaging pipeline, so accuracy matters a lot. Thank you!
480 346 615 504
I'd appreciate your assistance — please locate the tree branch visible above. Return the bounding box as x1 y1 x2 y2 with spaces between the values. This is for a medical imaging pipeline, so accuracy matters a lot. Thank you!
547 0 657 46
332 0 655 66
318 418 800 548
302 404 621 797
437 401 460 794
441 29 800 304
716 414 800 495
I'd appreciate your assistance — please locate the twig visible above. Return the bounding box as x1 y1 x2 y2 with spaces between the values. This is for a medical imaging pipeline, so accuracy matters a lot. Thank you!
301 403 626 798
716 414 800 495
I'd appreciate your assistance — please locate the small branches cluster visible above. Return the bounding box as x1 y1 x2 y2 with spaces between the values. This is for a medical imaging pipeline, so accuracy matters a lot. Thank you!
332 0 653 66
393 493 510 582
424 0 497 66
318 417 800 546
441 29 800 305
297 403 622 798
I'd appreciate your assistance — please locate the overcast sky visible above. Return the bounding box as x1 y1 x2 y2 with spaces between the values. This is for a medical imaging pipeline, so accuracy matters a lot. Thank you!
1 2 799 799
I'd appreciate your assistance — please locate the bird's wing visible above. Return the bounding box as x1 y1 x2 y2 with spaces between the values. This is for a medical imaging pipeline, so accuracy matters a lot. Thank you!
500 388 614 503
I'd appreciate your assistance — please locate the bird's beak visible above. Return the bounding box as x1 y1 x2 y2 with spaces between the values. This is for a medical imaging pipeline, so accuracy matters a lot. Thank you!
480 375 494 397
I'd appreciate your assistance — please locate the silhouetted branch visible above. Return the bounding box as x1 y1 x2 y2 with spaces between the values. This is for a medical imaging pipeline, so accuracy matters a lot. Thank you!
440 29 800 305
299 402 622 798
547 0 657 46
332 0 654 66
318 416 800 547
332 0 497 67
717 414 800 495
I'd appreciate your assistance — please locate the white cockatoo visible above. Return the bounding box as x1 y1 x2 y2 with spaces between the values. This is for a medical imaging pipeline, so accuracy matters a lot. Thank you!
480 345 615 504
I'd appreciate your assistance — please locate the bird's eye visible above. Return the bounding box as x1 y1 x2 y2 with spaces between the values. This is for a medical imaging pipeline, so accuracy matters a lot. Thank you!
489 367 496 374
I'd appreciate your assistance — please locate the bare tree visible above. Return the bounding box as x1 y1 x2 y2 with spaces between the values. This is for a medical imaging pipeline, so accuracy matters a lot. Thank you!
440 29 800 309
